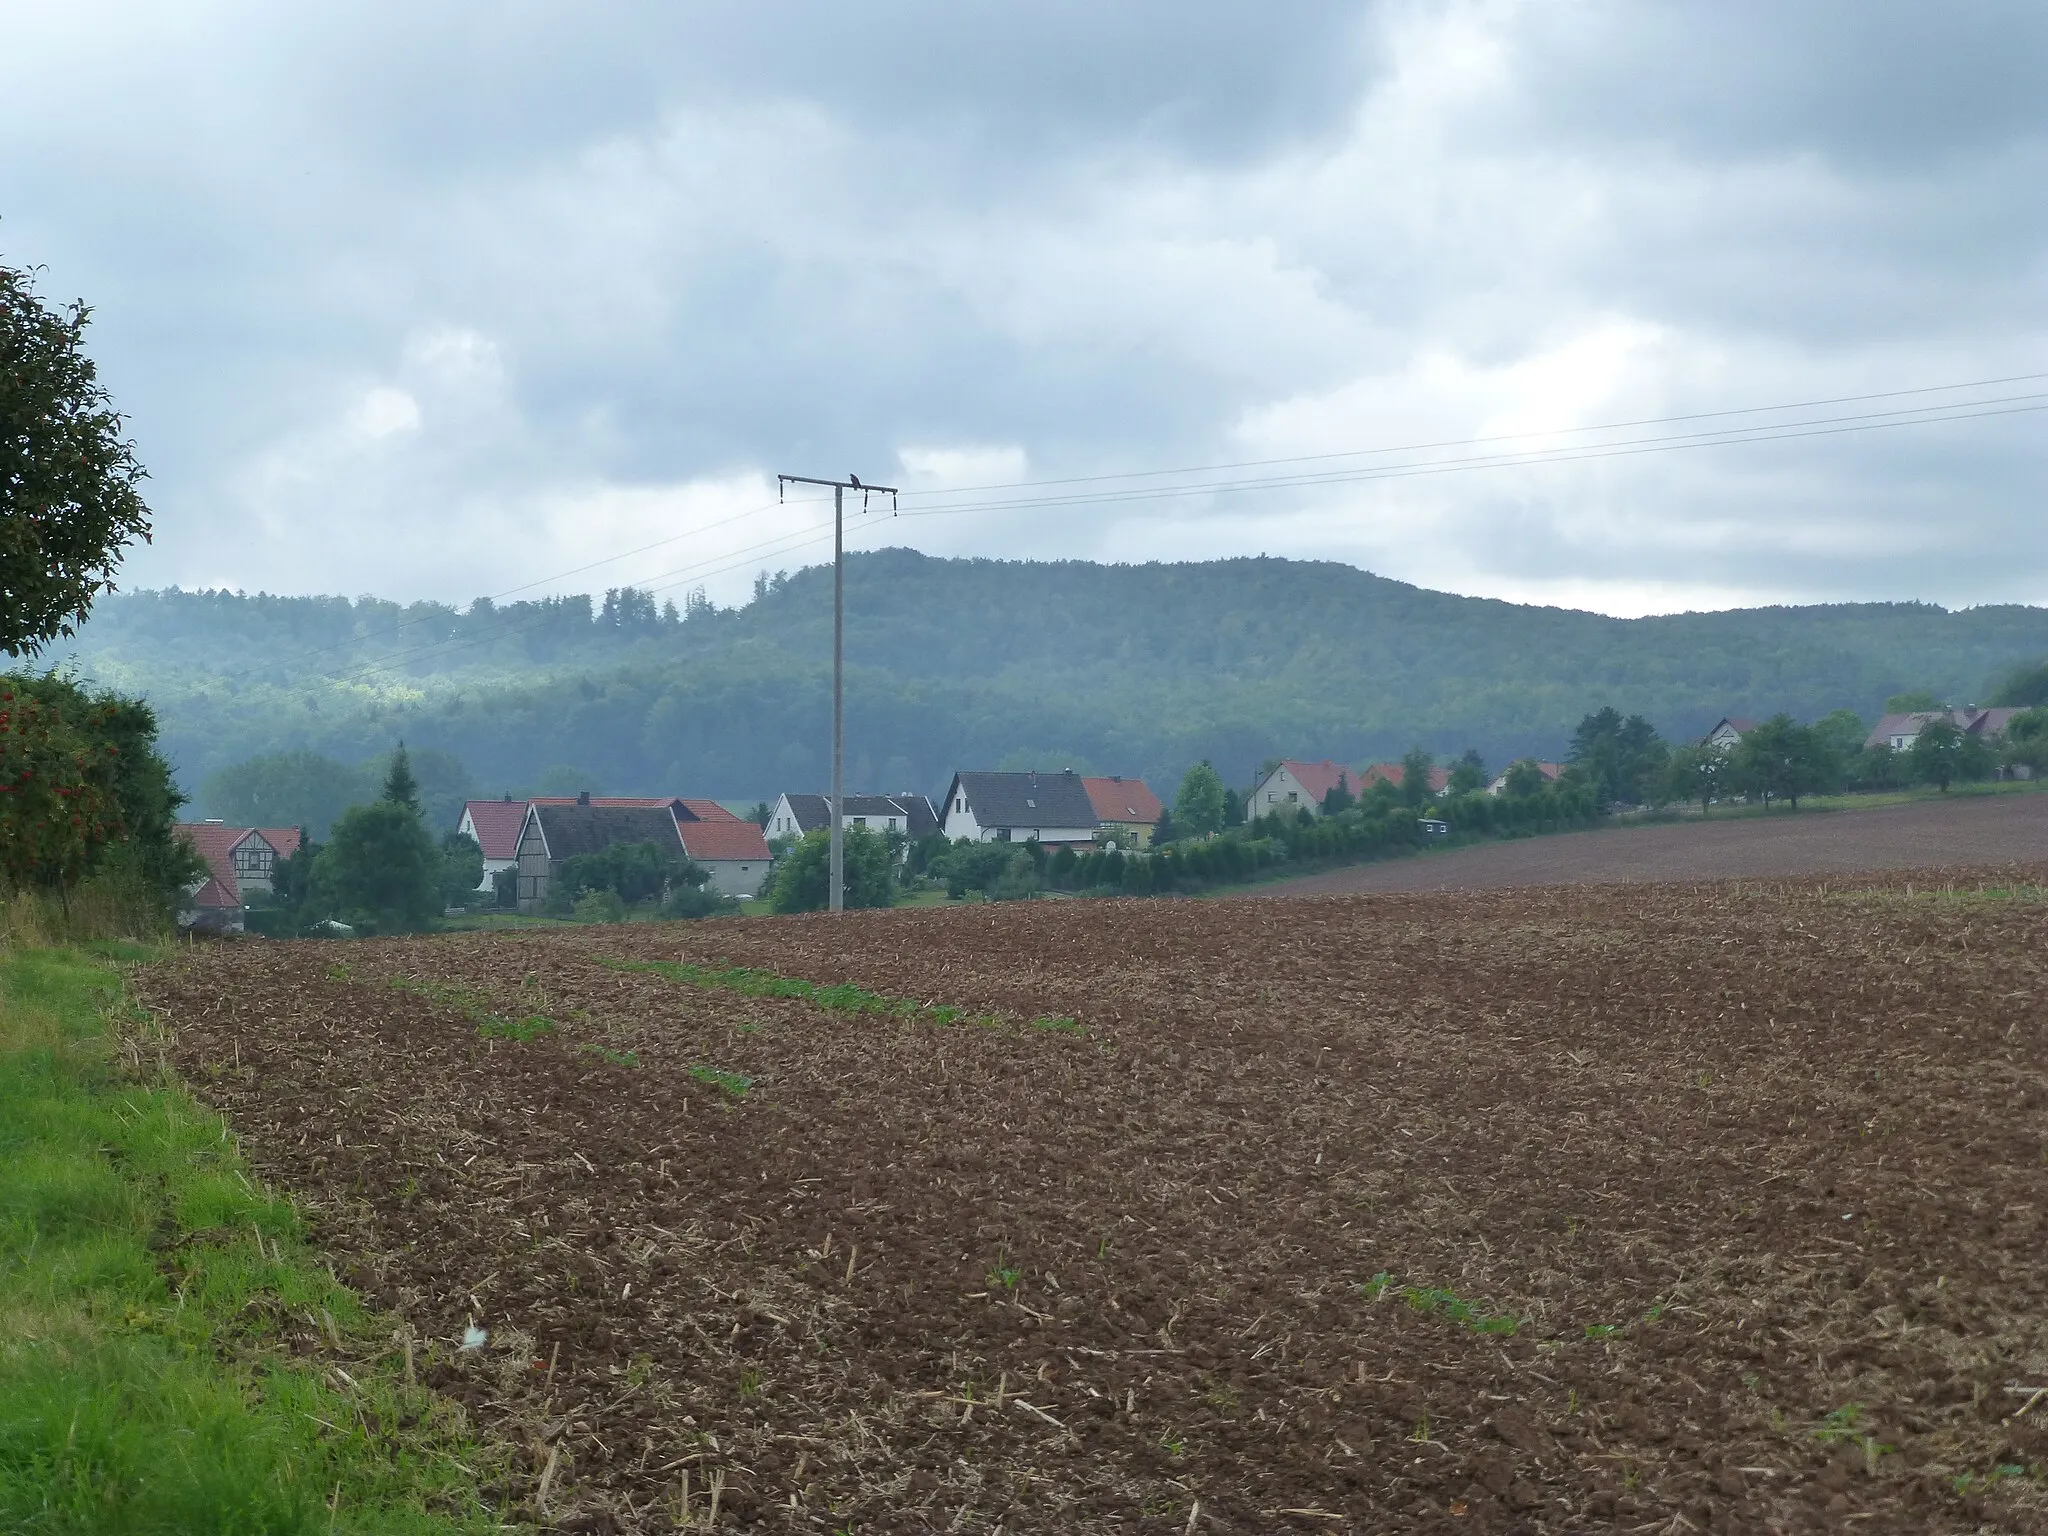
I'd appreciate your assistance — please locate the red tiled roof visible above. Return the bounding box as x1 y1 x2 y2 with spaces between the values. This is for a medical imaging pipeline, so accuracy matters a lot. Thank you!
254 827 302 860
677 818 770 863
1081 775 1164 825
461 799 530 860
175 823 244 896
1274 759 1358 806
1356 763 1453 794
1487 761 1563 790
189 875 240 910
675 798 745 823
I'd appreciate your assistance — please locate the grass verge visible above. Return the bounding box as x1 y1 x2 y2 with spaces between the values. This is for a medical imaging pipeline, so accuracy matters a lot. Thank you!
0 943 508 1535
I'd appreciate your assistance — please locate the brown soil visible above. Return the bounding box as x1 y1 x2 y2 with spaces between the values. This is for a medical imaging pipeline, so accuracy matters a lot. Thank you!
140 869 2048 1534
1257 789 2048 896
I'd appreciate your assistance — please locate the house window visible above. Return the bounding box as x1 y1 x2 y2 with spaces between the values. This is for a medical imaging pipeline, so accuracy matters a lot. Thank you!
995 827 1012 841
956 796 965 811
853 817 867 828
1286 791 1298 803
1267 792 1276 803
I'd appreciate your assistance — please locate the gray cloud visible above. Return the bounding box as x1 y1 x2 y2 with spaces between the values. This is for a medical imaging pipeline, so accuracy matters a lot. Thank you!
2 0 2042 617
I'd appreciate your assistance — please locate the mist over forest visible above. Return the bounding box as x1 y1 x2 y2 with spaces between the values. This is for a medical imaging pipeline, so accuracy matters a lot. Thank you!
49 549 2048 823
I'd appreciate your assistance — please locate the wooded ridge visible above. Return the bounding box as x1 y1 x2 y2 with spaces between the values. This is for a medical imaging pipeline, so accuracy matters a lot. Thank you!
49 550 2048 800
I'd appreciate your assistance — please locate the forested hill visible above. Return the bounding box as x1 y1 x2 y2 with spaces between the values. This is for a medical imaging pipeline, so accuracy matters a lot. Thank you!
48 550 2048 808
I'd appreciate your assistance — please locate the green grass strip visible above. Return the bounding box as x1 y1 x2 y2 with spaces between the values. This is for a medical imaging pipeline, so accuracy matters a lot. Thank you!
1360 1272 1521 1336
687 1065 752 1097
0 943 501 1535
387 975 557 1043
594 955 1056 1035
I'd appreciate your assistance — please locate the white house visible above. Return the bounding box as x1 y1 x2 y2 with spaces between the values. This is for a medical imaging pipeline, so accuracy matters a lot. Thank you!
1245 759 1357 819
938 770 1099 845
766 792 939 844
1699 717 1755 752
457 797 530 892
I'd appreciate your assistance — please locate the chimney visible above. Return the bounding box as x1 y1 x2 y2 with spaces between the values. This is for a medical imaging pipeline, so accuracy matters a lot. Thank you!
578 790 590 806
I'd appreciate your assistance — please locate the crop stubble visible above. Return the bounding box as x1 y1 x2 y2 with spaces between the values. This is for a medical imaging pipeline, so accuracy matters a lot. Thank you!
139 872 2048 1533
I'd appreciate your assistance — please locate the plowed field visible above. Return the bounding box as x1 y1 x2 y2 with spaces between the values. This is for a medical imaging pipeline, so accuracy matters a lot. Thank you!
1260 790 2048 896
140 871 2048 1534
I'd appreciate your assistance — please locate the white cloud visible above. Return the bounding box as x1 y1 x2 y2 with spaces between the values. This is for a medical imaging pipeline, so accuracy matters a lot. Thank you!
3 1 2040 615
348 386 421 440
896 445 1027 488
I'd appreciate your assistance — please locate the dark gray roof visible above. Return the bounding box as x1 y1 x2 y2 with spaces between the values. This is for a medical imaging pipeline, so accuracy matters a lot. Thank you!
950 770 1099 831
529 804 684 861
781 793 939 839
891 794 940 841
779 794 832 834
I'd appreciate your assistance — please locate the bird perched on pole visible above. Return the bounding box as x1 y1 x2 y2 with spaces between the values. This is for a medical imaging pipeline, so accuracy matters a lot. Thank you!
849 474 862 488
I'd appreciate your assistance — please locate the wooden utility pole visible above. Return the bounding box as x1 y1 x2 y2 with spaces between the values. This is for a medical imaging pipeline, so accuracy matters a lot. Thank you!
775 472 898 911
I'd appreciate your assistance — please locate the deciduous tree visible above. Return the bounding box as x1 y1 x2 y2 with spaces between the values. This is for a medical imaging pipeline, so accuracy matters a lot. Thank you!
1907 718 1970 791
1733 714 1830 809
768 826 893 913
1174 761 1228 837
1 263 152 657
313 799 442 933
1661 744 1725 816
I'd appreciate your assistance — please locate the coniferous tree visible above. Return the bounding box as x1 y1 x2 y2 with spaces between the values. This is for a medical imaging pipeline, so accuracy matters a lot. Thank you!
382 742 421 814
1398 746 1436 807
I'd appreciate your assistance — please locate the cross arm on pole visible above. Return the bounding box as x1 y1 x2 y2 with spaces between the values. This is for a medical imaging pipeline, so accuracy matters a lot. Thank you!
777 473 899 495
774 468 897 914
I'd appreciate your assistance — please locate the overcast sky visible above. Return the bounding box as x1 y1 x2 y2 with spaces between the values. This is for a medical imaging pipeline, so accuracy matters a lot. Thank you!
6 1 2045 618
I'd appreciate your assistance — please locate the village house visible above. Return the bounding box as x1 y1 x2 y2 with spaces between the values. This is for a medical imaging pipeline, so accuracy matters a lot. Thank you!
1485 762 1563 795
173 821 303 932
457 796 529 892
1864 707 2022 753
1245 759 1358 818
1699 717 1755 751
515 799 686 911
1080 775 1165 849
671 811 773 897
938 769 1099 846
524 794 770 901
765 792 940 844
1356 762 1453 797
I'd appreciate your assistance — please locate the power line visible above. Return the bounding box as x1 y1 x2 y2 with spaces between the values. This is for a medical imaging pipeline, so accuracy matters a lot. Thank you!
887 393 2048 518
882 369 2048 499
283 387 2048 686
162 367 2047 687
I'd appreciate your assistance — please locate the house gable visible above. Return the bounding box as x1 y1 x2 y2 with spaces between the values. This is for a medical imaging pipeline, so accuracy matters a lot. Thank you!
942 770 1098 843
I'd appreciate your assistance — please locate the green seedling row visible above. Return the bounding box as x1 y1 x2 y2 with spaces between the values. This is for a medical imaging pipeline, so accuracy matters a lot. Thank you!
595 955 1083 1038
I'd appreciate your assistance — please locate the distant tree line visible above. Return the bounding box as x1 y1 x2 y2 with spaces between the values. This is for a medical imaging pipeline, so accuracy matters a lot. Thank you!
49 553 2048 803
